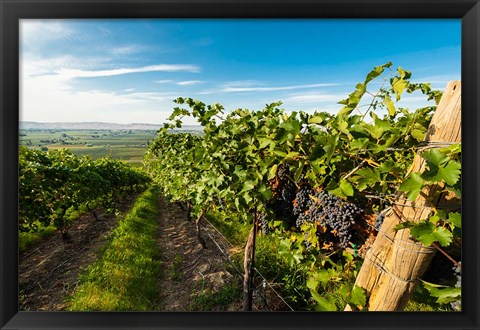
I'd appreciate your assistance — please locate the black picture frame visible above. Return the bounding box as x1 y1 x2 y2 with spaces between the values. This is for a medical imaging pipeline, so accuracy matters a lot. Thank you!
1 0 479 329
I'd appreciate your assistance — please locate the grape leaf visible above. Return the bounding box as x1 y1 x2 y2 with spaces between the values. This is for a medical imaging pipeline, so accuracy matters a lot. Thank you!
422 281 461 304
349 286 367 306
384 94 396 116
311 292 338 311
423 160 461 186
392 77 407 101
399 172 425 201
410 221 453 247
447 212 461 229
339 180 354 197
421 149 461 185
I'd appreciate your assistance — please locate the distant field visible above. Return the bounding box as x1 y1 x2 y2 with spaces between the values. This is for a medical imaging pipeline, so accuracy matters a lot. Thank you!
19 129 158 167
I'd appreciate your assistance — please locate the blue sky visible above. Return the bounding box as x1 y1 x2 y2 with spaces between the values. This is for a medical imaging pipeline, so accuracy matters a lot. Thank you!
20 19 461 125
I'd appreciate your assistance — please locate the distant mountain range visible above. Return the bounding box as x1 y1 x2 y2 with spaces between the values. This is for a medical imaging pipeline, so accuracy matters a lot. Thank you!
20 121 203 131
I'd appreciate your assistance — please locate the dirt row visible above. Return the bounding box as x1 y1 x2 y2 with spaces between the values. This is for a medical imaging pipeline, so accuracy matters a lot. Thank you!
19 195 138 311
18 194 244 311
155 197 243 311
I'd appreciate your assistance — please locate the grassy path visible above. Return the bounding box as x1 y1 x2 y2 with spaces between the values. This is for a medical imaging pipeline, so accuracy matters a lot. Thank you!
67 186 162 311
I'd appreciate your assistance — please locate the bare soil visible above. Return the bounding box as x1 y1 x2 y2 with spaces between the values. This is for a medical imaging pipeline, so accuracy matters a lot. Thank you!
156 197 243 311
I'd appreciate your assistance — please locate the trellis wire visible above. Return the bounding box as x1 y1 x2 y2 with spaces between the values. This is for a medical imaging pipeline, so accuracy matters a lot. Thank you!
202 218 294 311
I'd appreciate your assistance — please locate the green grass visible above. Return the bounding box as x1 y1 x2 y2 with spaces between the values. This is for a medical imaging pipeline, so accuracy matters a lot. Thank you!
404 283 452 311
205 209 309 310
19 204 91 252
19 224 57 252
190 282 241 311
67 185 162 311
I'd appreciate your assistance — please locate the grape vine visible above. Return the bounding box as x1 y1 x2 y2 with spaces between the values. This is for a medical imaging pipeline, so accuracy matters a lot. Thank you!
144 62 461 310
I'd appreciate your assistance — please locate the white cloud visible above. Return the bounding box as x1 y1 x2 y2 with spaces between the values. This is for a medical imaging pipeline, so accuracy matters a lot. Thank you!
176 80 203 86
20 55 201 124
58 64 200 79
222 83 339 92
197 81 340 95
124 92 179 101
411 74 460 88
111 45 144 55
21 20 75 43
154 80 174 84
20 73 182 124
286 93 346 103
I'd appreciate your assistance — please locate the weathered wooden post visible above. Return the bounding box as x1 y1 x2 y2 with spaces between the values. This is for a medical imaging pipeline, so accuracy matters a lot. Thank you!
347 81 461 311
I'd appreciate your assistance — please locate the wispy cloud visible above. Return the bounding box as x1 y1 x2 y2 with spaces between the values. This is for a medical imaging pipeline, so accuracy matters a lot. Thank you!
222 83 339 93
124 92 179 101
58 64 200 79
197 81 340 95
154 79 174 84
176 80 203 86
286 93 346 103
411 74 460 87
111 45 145 55
21 20 75 43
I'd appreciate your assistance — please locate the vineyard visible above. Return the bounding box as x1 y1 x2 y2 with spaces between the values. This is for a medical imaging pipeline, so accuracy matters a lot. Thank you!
19 63 461 311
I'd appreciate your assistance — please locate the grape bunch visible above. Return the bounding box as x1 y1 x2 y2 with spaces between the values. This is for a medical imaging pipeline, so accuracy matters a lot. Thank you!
374 212 385 231
293 185 313 218
303 231 313 251
269 163 296 225
451 262 461 311
299 190 363 248
259 213 270 235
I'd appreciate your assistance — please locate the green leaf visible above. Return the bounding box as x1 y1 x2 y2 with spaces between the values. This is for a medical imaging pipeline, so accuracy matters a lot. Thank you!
258 137 272 149
422 281 461 304
356 168 381 185
308 114 326 124
384 94 396 116
268 164 278 180
307 277 319 291
349 286 367 306
393 221 417 232
447 212 461 229
423 160 461 186
399 172 425 201
339 180 354 197
410 221 453 247
294 162 305 182
392 77 407 101
286 151 300 160
410 123 428 141
421 149 461 185
311 292 337 311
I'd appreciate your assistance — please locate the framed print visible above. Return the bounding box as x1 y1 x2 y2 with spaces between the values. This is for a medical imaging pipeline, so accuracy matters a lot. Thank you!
1 0 479 329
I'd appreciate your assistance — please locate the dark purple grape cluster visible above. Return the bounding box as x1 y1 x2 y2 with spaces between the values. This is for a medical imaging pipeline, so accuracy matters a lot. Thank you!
303 231 313 251
374 212 385 231
293 185 313 218
451 262 462 311
452 262 461 288
270 164 296 225
259 213 270 235
297 190 362 248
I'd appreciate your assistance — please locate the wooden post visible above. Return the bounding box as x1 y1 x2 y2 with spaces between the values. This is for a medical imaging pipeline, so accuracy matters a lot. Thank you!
347 81 461 311
243 212 258 311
